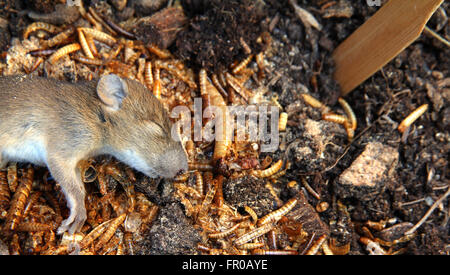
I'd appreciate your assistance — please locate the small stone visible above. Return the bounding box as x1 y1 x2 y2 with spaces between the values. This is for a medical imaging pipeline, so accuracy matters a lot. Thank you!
335 142 399 201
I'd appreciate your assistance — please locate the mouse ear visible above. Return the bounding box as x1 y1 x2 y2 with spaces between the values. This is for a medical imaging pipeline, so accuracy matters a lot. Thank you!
97 74 129 111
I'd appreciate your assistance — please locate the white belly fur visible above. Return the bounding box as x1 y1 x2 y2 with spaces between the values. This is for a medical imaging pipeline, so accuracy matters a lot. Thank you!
2 138 47 166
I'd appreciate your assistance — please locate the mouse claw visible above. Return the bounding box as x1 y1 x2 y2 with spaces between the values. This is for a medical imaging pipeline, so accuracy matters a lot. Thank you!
68 241 81 255
57 208 87 235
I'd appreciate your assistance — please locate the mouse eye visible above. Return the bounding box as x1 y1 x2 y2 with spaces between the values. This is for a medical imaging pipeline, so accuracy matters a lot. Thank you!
145 121 165 137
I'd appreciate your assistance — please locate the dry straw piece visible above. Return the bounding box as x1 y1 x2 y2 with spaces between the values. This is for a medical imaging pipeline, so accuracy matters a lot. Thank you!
333 0 444 95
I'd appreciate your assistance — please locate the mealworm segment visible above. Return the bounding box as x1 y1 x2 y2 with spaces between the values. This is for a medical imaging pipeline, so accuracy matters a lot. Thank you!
278 112 288 132
338 97 357 131
398 104 429 133
258 198 298 226
251 159 283 178
78 28 94 59
23 22 62 39
233 222 274 246
48 43 81 64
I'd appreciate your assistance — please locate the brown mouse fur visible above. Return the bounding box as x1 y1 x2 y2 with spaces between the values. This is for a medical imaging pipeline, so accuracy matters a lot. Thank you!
0 74 187 234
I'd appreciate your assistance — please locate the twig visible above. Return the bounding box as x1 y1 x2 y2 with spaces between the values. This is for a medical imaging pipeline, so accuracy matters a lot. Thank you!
405 186 450 236
424 26 450 47
399 198 426 207
300 177 320 200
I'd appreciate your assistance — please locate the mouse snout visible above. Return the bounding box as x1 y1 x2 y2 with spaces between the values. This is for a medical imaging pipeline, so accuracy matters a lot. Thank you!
157 146 188 178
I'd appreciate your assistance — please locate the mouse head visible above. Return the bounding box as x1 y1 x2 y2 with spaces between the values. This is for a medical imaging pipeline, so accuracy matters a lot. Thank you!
96 74 188 178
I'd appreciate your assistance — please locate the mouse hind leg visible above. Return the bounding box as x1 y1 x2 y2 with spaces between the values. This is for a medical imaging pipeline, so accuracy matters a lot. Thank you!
46 157 87 235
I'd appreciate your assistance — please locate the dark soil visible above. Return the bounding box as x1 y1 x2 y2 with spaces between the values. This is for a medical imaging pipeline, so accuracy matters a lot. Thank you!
0 0 448 255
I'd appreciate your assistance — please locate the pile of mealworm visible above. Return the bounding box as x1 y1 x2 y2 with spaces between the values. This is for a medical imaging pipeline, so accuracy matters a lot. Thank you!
0 3 379 255
0 158 158 254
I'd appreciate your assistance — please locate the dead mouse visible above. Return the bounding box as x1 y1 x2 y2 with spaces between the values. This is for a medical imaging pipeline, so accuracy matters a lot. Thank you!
0 74 188 234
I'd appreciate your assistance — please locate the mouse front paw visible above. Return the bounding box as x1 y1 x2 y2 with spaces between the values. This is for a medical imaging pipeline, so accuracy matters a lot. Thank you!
57 206 87 235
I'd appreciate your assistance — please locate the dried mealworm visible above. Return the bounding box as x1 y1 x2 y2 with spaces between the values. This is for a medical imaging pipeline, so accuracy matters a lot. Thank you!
127 50 141 65
9 234 21 255
301 93 331 113
0 171 10 210
88 7 117 36
225 72 251 101
141 205 159 231
185 140 195 160
199 69 230 160
144 61 153 90
237 242 265 250
95 213 126 251
147 44 173 59
84 33 98 57
258 198 298 226
22 191 42 217
231 55 253 75
27 57 44 74
289 0 322 30
194 171 203 196
174 182 202 199
345 123 354 141
103 44 123 64
398 104 429 133
279 112 288 132
7 164 18 192
15 222 53 232
136 57 146 82
23 22 62 39
5 167 34 231
214 175 224 208
79 219 112 249
321 241 334 255
78 27 117 46
78 28 94 59
176 190 196 217
244 206 258 224
153 66 161 99
188 161 214 172
253 249 298 255
123 232 134 255
154 60 197 88
72 55 104 66
338 97 357 130
233 222 274 246
85 11 102 30
173 172 190 183
198 180 217 219
197 243 212 253
208 223 241 239
322 113 348 125
44 26 76 48
251 159 283 178
255 52 266 79
211 73 228 98
304 234 327 255
48 43 81 64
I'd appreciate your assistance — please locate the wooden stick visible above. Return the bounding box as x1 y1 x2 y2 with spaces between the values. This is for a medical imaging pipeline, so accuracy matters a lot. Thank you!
333 0 444 95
